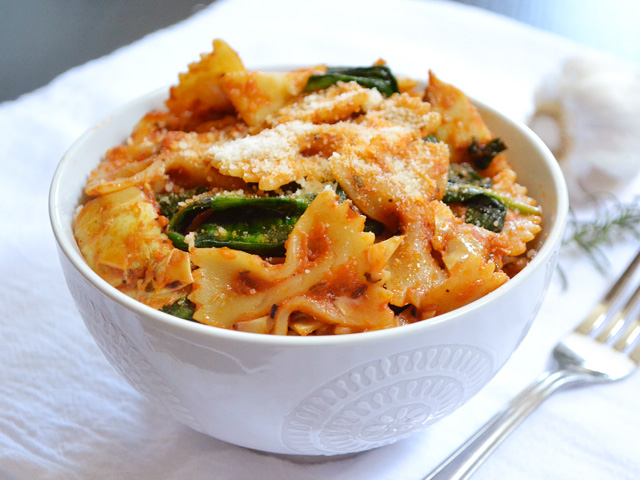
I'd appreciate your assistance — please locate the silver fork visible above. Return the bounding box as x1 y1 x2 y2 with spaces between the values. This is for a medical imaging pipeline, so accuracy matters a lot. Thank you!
424 249 640 480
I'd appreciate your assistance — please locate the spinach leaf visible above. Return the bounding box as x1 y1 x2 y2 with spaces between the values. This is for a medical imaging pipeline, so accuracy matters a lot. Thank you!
167 188 386 256
468 138 506 170
443 163 541 233
464 196 506 233
447 163 492 188
443 182 541 216
168 194 313 256
305 65 399 97
161 297 195 321
156 188 207 219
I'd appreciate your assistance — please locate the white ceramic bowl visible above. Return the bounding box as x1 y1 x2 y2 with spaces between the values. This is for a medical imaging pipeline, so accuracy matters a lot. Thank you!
49 87 568 456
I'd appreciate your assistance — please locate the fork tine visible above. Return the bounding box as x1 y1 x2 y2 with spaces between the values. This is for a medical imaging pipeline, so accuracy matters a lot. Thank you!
629 334 640 364
597 283 640 344
608 283 640 352
621 324 640 364
575 249 640 337
622 307 640 364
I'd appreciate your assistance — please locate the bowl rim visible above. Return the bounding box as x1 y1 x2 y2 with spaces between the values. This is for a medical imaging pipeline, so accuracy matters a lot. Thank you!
49 85 569 348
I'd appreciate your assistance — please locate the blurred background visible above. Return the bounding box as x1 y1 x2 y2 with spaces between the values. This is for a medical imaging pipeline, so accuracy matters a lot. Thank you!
1 0 638 103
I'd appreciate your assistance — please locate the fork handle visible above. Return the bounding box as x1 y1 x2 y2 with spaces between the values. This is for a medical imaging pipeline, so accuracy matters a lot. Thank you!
423 370 584 480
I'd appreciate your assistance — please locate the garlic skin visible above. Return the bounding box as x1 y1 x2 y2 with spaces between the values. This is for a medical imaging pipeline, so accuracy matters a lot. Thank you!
529 56 640 204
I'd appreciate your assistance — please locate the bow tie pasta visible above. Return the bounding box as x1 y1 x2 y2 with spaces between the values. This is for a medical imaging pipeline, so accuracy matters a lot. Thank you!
74 39 542 335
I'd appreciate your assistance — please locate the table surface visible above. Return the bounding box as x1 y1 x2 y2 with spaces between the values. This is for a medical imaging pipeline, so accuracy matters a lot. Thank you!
1 1 639 479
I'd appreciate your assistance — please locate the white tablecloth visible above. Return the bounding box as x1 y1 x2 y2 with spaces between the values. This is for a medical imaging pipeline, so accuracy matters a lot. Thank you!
2 0 639 478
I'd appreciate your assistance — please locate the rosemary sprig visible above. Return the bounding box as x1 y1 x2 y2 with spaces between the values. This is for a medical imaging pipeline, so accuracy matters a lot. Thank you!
562 195 640 273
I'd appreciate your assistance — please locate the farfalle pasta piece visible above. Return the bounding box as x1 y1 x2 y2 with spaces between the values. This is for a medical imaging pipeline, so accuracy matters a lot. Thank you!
188 191 401 334
269 236 403 334
205 120 334 190
266 81 383 126
86 120 249 195
487 168 542 258
330 127 449 227
166 39 245 117
425 71 508 172
360 92 441 137
219 68 319 127
427 201 509 313
384 202 448 317
386 200 508 319
85 157 167 196
424 235 509 315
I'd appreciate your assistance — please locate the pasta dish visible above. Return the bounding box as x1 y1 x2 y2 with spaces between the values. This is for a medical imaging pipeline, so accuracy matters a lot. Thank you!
74 39 542 335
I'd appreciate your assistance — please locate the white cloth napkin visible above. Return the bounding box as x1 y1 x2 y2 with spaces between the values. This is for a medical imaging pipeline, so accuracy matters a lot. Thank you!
1 0 639 478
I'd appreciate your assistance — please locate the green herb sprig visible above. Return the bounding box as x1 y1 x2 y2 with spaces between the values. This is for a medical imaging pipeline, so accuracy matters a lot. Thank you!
562 195 640 273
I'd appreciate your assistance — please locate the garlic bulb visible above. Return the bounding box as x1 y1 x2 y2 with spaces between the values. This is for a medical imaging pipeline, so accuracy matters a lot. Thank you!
529 56 640 204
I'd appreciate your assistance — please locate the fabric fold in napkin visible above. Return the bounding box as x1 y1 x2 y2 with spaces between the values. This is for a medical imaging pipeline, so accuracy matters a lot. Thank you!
1 0 639 478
